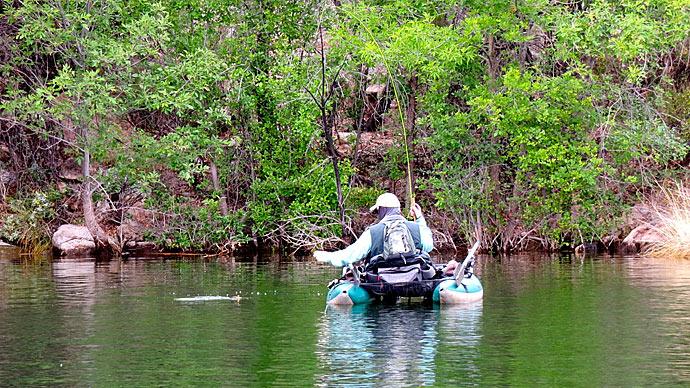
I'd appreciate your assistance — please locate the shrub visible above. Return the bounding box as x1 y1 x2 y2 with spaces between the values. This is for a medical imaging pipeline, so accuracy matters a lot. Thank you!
645 181 690 259
0 190 62 253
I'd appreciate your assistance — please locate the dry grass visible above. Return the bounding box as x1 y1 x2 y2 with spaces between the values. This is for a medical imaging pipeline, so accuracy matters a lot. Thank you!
644 181 690 259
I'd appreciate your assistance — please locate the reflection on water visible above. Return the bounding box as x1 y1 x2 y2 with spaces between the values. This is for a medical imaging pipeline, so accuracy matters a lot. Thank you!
437 304 483 382
623 257 690 381
316 302 482 387
0 251 689 386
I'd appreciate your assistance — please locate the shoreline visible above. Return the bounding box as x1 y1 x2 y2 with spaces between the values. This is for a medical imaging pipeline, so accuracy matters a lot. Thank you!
1 231 643 260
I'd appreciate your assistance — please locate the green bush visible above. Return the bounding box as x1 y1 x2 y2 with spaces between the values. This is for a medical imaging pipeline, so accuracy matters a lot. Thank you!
346 187 384 211
144 194 249 251
0 190 62 250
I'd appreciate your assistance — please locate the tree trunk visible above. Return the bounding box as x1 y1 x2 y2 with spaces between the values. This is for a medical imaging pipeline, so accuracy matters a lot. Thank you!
314 25 347 238
486 34 499 82
323 112 346 237
209 159 228 216
81 127 120 254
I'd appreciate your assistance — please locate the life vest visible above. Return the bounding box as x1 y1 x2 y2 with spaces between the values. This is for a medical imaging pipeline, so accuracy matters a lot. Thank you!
363 218 437 281
368 216 423 260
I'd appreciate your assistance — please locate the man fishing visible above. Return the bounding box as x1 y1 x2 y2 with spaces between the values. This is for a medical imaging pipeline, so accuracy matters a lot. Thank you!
314 192 434 268
318 192 483 305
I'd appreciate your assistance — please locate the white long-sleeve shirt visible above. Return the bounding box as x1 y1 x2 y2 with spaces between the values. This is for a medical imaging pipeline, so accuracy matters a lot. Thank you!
314 216 434 267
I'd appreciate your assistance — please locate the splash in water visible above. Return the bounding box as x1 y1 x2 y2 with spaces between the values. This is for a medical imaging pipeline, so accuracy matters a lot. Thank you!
174 295 242 302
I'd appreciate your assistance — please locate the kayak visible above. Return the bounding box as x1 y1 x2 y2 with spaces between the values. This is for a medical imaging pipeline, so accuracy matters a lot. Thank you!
326 241 484 305
326 267 483 305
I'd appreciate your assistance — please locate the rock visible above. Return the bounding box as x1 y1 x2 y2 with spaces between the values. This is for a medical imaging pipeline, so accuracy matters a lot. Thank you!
602 234 620 246
526 24 548 60
621 224 665 252
365 83 386 98
53 224 93 246
337 131 355 142
336 131 356 155
0 144 10 161
119 223 141 242
124 241 156 250
0 240 13 246
574 243 598 256
58 160 82 181
623 225 665 244
0 169 14 185
58 168 81 181
52 224 96 256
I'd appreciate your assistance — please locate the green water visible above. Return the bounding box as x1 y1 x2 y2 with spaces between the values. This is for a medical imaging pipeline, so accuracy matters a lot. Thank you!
1 249 689 386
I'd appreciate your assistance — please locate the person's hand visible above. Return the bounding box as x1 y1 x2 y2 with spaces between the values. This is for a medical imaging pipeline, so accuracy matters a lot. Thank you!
314 251 349 267
444 259 459 276
314 250 331 263
409 203 423 220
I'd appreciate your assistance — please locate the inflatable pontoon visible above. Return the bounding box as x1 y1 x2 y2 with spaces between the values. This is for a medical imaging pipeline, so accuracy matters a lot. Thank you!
326 242 483 305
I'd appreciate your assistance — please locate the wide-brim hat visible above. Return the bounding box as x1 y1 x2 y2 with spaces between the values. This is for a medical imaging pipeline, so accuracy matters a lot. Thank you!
369 192 401 212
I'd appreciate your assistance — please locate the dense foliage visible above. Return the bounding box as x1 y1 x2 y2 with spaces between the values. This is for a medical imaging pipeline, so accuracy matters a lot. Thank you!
0 0 688 253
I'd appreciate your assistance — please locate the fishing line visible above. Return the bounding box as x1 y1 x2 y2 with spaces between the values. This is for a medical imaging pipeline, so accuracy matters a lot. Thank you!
347 10 415 208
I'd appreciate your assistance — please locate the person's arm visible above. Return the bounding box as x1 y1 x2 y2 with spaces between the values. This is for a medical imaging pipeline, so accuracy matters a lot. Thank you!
314 230 373 267
410 204 434 253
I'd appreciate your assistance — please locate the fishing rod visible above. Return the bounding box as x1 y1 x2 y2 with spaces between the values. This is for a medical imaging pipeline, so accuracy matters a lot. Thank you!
347 11 415 208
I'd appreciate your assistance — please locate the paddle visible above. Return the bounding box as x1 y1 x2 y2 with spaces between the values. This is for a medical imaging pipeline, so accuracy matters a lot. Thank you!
348 263 361 285
453 241 481 282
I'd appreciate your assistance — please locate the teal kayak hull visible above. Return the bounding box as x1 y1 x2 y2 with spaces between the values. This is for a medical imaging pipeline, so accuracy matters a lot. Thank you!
326 283 374 305
432 276 483 304
326 275 483 305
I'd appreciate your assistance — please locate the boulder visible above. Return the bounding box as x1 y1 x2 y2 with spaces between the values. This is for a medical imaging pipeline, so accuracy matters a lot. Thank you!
58 159 82 181
336 131 356 155
124 241 156 251
621 224 666 252
52 224 96 256
0 144 10 161
58 167 81 181
365 83 386 98
574 243 598 256
623 224 665 244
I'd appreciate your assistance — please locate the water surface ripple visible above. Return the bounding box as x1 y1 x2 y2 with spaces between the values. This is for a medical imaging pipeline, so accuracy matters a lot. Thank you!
0 251 689 386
